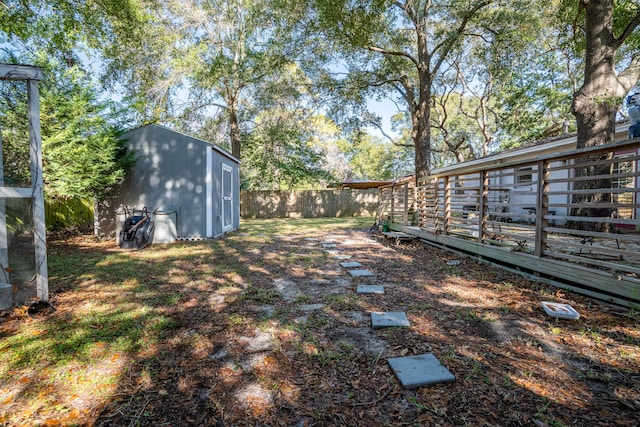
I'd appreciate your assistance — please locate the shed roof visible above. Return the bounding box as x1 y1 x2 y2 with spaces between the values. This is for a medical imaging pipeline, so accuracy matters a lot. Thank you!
335 180 393 189
125 124 240 164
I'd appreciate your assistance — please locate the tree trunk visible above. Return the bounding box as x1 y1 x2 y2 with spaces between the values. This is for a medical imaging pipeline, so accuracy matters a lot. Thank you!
412 94 432 180
571 0 619 149
569 0 621 232
229 97 241 159
413 19 433 180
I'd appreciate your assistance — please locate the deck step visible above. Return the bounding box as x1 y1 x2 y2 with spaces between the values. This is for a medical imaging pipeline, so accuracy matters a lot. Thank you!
381 231 416 241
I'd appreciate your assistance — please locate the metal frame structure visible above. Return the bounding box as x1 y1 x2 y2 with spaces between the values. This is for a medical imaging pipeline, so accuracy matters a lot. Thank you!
0 64 48 302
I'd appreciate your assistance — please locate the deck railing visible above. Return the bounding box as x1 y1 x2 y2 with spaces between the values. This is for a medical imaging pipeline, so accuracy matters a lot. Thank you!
383 138 640 307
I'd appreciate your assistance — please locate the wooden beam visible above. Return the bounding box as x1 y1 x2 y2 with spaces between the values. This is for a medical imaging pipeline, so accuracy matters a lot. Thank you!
27 79 48 301
392 224 640 306
0 64 43 81
444 177 451 234
534 160 547 257
0 187 34 198
0 125 7 280
479 170 488 242
403 182 409 225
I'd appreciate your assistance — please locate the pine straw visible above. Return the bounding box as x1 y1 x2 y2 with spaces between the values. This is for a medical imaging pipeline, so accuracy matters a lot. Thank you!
1 220 638 426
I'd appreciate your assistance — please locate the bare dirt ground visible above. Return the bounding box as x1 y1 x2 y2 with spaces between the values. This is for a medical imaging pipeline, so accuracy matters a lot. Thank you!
1 219 639 426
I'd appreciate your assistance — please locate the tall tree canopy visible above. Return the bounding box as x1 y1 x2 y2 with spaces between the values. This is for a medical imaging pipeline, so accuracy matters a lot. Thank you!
5 0 638 193
107 0 298 161
300 0 543 177
0 1 146 198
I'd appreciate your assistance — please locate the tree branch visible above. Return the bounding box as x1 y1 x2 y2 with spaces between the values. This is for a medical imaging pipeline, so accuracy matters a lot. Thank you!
617 52 640 94
366 119 413 147
366 44 419 69
614 9 640 49
431 1 493 75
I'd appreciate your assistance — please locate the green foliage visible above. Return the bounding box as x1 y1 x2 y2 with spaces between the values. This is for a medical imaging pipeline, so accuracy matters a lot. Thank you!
45 198 94 231
0 0 147 51
241 108 335 190
0 53 136 200
338 131 413 180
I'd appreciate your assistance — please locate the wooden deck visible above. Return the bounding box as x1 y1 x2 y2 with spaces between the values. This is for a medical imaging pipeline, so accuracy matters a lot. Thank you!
378 137 640 308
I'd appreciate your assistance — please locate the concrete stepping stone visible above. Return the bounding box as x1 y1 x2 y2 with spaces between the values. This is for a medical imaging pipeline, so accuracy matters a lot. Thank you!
357 285 384 294
371 311 410 328
387 353 455 389
321 242 336 248
348 269 374 277
238 329 274 353
340 261 362 268
299 303 326 311
540 301 580 320
333 254 352 260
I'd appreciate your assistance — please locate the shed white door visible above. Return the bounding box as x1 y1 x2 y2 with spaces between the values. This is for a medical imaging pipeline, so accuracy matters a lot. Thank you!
221 164 234 232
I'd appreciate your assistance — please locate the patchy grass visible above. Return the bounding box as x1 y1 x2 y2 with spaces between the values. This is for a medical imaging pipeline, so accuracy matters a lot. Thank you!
0 217 639 426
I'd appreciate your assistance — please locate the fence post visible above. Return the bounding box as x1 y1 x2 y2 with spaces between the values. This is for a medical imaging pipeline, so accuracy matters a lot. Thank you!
479 170 488 242
390 185 395 223
434 177 440 232
403 182 409 225
444 176 451 235
535 160 549 257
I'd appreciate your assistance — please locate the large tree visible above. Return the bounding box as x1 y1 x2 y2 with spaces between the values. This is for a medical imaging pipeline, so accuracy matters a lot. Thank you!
555 1 640 230
565 0 640 147
305 0 544 177
106 0 297 161
0 0 147 61
0 1 148 199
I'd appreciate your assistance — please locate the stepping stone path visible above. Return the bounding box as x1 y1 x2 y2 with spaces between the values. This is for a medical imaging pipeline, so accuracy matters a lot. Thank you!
323 249 341 255
356 285 384 294
371 311 410 328
315 232 455 389
340 261 362 268
387 353 455 388
348 269 374 277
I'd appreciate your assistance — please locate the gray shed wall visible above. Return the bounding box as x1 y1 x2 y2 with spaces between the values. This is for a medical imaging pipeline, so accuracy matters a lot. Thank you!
96 124 239 241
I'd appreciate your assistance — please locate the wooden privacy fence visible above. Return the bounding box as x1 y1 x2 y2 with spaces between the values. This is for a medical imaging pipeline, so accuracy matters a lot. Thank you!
241 189 379 219
382 138 640 307
45 198 94 230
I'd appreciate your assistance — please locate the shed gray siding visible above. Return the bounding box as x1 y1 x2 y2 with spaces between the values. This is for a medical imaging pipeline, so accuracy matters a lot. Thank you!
96 124 240 241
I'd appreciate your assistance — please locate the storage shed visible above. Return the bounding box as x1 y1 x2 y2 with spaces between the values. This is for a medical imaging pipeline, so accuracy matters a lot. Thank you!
96 124 240 243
